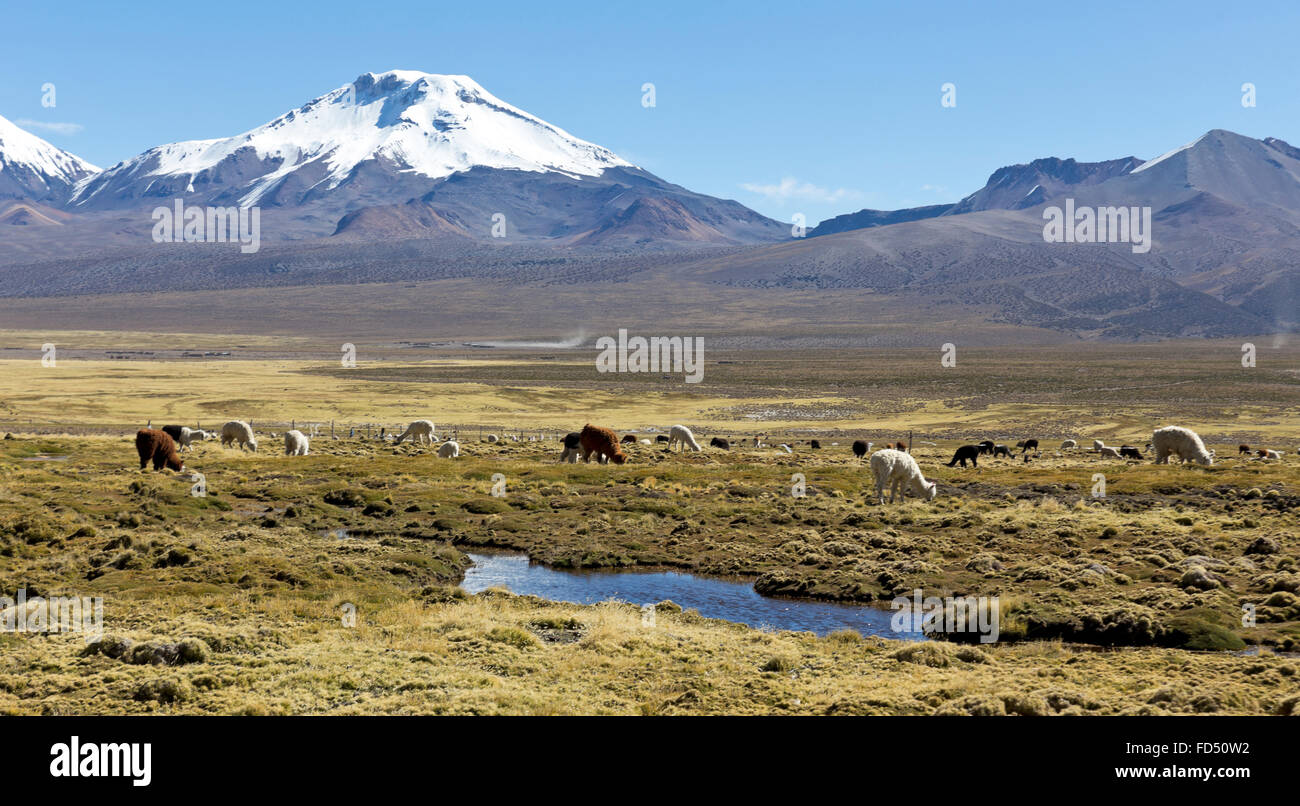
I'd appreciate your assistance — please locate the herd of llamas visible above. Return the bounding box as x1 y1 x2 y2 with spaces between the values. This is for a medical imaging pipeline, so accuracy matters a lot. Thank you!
131 417 1289 507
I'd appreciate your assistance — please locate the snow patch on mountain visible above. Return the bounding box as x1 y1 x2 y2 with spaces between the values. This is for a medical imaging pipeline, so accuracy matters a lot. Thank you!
73 71 633 207
0 113 100 196
1130 133 1209 175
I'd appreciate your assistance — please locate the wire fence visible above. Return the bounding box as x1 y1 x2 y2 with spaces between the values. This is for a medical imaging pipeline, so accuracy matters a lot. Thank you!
0 420 919 450
0 419 570 442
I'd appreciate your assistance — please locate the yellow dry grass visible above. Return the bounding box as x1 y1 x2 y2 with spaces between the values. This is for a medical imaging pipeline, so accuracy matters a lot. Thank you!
0 358 883 431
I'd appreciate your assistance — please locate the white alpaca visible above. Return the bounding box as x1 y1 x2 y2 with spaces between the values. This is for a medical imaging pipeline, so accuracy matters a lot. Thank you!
394 420 436 445
1098 446 1121 459
1152 426 1213 466
437 440 460 459
1060 439 1077 450
870 448 938 505
1092 439 1105 451
172 426 204 452
284 429 310 456
668 424 701 452
1262 449 1282 460
220 420 257 452
638 438 652 445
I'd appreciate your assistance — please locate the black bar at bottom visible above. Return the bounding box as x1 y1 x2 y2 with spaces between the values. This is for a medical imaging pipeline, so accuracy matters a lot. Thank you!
7 715 1285 793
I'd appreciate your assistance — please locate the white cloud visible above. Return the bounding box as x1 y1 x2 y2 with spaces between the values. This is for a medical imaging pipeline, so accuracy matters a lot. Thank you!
15 119 85 135
740 177 862 205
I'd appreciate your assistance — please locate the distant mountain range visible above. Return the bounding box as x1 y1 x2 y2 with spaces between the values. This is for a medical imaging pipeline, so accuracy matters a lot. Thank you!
783 129 1299 335
0 73 1296 339
0 71 784 248
809 155 1160 236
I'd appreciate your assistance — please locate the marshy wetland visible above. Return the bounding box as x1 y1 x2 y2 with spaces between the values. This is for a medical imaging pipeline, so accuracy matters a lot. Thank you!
1 338 1298 715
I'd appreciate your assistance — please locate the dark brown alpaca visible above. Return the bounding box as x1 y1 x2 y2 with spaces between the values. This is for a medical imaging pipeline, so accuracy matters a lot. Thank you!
579 424 626 465
558 431 582 462
136 429 184 472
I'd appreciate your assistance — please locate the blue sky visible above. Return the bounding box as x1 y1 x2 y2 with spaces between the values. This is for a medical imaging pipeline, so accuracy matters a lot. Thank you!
3 0 1298 225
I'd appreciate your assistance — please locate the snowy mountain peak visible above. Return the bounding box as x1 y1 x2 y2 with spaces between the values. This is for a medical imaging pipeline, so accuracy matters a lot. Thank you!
1130 132 1212 175
1117 128 1300 213
0 114 100 202
72 70 633 207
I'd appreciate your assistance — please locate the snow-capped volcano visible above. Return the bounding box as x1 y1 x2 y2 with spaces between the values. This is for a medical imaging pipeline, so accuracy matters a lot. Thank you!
64 70 784 245
72 71 634 208
0 114 99 202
